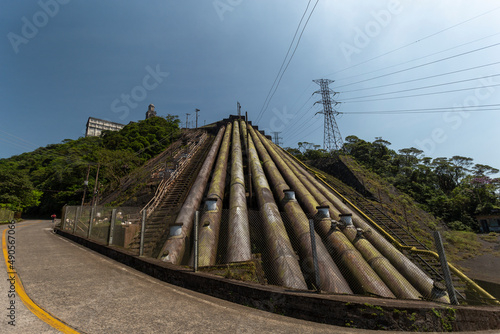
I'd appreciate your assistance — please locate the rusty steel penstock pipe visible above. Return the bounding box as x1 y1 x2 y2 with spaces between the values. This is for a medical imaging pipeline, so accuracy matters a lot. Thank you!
249 125 352 294
254 128 399 297
189 123 232 267
158 127 225 265
278 147 450 303
276 147 421 300
227 120 251 262
246 125 308 290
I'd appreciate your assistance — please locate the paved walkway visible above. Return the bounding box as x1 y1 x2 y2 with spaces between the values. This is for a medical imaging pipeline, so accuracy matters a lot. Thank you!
0 220 497 333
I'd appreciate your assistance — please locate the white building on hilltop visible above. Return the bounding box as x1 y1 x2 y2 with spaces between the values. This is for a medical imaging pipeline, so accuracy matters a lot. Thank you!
85 117 125 137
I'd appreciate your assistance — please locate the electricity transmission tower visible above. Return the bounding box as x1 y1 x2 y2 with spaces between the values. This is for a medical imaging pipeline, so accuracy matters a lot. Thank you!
313 79 343 151
271 132 282 146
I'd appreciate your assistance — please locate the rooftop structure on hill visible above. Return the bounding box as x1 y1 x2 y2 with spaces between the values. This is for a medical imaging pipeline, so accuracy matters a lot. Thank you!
146 104 157 119
85 117 125 137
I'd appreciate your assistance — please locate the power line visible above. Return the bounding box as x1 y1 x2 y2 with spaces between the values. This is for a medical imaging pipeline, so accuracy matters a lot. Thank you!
334 33 500 84
285 114 322 142
340 73 500 101
326 6 500 78
335 41 500 89
256 0 320 124
342 83 500 103
256 0 312 124
290 122 324 145
340 61 500 94
281 102 317 135
281 107 316 136
0 137 35 152
339 103 500 115
258 0 320 122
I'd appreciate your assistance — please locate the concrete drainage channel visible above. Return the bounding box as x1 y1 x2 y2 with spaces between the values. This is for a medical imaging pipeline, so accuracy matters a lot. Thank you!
55 228 500 332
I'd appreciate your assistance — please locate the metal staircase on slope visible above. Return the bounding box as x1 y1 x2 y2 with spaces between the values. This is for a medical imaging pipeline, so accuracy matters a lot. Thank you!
128 134 214 257
321 175 469 302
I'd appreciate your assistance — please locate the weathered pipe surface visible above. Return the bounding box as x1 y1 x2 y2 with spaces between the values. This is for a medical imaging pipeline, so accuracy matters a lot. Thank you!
189 123 232 267
279 149 450 304
277 148 416 299
341 224 422 300
158 127 225 265
247 128 308 290
227 120 251 263
249 125 352 294
256 131 393 297
239 118 249 151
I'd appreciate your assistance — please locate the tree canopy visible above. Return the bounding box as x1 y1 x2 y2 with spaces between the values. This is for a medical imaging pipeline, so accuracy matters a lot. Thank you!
287 136 500 231
0 115 180 215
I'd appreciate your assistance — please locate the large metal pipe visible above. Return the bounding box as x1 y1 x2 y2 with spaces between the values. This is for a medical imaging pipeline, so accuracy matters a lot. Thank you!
158 127 226 264
254 129 393 297
279 149 450 303
227 120 251 262
276 148 421 300
246 126 308 290
249 125 352 294
189 123 232 267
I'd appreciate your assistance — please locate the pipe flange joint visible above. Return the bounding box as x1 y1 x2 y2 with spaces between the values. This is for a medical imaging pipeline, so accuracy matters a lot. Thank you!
283 189 296 201
316 206 330 219
339 213 353 226
205 197 218 211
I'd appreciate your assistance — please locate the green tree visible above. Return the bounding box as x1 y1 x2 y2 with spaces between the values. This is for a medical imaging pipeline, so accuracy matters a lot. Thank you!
0 166 42 211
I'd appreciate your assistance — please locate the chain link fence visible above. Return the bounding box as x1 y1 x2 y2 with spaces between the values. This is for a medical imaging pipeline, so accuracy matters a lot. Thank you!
61 205 143 254
0 208 14 222
58 205 497 305
186 208 409 298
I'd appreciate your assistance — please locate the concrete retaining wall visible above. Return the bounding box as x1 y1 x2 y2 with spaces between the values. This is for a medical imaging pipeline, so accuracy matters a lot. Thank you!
55 228 500 332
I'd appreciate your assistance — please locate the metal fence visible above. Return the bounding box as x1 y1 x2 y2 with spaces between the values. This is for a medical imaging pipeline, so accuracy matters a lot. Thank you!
0 208 14 222
61 205 143 255
185 208 414 298
58 205 497 305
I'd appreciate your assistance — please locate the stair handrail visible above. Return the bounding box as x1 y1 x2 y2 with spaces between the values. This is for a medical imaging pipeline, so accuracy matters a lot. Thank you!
281 148 500 305
140 132 208 218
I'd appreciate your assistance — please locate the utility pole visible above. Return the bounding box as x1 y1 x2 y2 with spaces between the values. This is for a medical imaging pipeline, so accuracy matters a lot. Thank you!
81 165 91 206
271 132 283 146
195 109 200 128
186 113 190 129
313 79 343 151
91 164 100 207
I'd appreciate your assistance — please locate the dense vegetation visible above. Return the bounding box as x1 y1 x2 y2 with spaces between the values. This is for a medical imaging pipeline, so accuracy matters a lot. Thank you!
287 137 500 231
0 116 180 216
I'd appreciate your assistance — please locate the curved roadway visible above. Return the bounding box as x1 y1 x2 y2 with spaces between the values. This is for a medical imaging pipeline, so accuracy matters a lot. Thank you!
0 220 496 333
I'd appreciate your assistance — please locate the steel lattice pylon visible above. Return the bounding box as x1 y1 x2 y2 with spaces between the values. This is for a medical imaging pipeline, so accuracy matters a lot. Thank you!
313 79 343 151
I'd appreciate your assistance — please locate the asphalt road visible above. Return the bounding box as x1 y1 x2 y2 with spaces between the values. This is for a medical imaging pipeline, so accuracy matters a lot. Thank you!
0 220 497 334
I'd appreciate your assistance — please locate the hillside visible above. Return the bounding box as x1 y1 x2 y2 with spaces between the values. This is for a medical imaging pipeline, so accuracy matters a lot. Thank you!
308 155 442 250
0 116 180 216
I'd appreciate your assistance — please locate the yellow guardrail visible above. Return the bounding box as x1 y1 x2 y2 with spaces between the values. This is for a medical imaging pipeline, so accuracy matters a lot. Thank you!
283 150 499 305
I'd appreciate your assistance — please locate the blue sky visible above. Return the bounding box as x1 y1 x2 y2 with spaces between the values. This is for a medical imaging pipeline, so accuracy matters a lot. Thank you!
1 0 500 174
